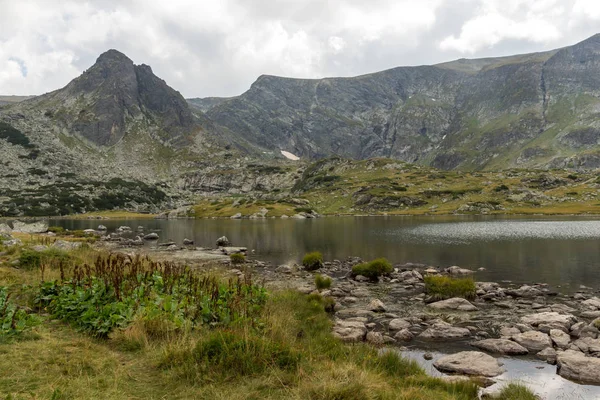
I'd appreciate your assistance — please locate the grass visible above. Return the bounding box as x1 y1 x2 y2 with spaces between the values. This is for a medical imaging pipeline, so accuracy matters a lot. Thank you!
315 274 332 290
67 210 157 219
485 383 538 400
0 238 538 399
351 258 393 281
230 253 246 264
302 251 324 271
424 276 476 301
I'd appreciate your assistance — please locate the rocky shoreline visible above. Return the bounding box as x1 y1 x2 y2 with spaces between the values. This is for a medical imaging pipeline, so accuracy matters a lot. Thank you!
3 220 600 389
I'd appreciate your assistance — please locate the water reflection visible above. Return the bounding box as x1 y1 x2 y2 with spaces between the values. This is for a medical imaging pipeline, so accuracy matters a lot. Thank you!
53 215 600 291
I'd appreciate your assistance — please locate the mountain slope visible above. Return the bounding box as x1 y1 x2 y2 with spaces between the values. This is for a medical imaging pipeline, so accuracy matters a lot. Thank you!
0 50 255 216
197 35 600 170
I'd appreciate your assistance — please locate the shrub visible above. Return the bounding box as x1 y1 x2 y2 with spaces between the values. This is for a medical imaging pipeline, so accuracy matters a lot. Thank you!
229 253 246 264
48 226 65 234
424 275 476 301
315 274 332 290
19 249 42 270
351 258 392 281
302 251 323 271
494 184 509 192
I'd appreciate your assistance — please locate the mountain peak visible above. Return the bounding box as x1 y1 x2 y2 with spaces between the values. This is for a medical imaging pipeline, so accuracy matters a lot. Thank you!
95 49 133 65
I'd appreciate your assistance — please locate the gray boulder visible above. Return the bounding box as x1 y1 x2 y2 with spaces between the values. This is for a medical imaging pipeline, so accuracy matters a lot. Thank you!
557 350 600 384
512 331 552 352
143 233 159 240
471 339 529 355
12 220 48 233
433 351 505 377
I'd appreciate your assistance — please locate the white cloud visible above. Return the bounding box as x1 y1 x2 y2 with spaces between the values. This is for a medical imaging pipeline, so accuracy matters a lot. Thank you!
0 0 599 97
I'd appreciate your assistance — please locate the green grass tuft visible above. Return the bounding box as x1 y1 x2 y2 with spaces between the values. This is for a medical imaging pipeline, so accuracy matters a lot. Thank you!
315 274 332 290
351 258 393 281
424 275 476 301
303 251 324 271
229 253 246 264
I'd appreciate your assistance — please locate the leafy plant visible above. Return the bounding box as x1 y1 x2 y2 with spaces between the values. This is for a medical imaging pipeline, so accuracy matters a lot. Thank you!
35 254 267 338
1 286 38 338
351 258 392 281
302 251 323 271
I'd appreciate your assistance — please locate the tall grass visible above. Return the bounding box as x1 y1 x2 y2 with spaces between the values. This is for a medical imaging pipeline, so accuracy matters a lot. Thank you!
35 254 267 337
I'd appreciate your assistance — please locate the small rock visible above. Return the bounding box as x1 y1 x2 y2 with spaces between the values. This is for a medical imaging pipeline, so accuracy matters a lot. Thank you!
216 236 231 246
550 329 571 349
428 297 478 312
388 318 411 331
366 331 384 346
536 347 557 364
183 238 194 245
393 329 414 342
143 233 159 240
423 353 433 360
368 299 386 312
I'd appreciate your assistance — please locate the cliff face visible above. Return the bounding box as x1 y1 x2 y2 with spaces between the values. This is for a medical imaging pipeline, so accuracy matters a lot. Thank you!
198 35 600 170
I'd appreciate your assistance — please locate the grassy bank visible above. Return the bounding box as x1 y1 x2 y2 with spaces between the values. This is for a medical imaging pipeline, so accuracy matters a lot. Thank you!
187 158 600 218
0 236 537 399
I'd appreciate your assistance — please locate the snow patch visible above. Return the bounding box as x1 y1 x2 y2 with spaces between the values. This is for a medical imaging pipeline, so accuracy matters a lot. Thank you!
281 150 300 161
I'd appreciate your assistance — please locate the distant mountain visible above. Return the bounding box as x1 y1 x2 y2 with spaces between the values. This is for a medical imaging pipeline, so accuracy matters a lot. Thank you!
0 50 258 216
194 34 600 170
0 95 33 106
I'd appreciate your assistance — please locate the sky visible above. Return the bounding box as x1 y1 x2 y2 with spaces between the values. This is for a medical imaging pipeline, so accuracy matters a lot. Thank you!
1 0 599 98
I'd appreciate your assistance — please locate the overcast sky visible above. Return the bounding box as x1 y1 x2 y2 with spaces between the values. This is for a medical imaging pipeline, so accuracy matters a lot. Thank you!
1 0 599 98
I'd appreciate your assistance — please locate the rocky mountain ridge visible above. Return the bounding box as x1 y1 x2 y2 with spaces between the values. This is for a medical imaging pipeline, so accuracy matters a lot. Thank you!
194 35 600 170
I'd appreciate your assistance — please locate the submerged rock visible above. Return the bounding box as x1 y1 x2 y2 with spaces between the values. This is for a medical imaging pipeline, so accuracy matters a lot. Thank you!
433 351 505 377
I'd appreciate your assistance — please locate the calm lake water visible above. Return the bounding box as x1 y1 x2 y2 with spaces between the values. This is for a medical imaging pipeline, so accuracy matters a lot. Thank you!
53 215 600 291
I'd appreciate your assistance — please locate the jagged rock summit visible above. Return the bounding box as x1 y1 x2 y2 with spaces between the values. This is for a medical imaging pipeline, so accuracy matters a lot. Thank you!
22 49 198 147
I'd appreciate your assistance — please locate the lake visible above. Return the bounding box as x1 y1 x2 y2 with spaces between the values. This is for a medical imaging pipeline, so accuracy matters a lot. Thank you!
52 215 600 291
